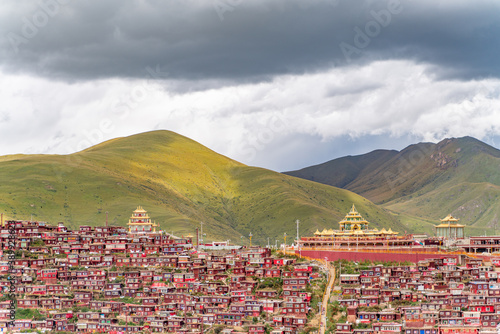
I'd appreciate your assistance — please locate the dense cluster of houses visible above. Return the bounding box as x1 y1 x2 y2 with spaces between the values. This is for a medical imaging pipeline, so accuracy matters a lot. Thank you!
0 220 322 333
336 256 500 334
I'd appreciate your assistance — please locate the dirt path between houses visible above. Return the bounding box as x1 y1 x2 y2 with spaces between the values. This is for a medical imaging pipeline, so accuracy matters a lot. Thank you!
319 263 336 334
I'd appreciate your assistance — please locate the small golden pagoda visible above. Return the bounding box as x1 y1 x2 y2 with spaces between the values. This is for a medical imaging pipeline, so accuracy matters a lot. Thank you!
127 206 158 233
435 214 465 239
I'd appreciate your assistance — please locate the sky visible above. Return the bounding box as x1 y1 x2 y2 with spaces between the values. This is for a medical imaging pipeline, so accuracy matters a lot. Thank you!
1 0 500 172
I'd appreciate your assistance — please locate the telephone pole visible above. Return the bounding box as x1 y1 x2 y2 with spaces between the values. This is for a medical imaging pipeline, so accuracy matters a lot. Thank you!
200 222 204 246
296 219 300 255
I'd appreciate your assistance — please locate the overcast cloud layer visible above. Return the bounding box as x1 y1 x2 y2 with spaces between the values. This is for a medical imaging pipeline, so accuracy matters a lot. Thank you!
1 0 500 171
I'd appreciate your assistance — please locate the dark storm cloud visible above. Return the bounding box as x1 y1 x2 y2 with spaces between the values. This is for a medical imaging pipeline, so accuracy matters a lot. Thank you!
1 0 499 83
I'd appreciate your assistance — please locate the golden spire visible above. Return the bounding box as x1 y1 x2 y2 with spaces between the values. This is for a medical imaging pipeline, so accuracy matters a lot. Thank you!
339 204 369 231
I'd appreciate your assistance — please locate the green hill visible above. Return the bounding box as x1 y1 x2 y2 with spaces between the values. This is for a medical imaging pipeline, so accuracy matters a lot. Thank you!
285 149 398 189
285 137 500 236
0 130 403 245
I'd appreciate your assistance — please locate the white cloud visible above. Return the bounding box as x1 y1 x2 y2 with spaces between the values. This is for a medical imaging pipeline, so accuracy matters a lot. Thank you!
1 60 499 170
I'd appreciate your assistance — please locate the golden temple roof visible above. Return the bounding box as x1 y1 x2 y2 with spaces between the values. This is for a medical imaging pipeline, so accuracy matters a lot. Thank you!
440 214 460 222
128 206 154 225
339 204 369 225
387 228 397 235
344 204 364 219
435 214 465 228
133 206 147 213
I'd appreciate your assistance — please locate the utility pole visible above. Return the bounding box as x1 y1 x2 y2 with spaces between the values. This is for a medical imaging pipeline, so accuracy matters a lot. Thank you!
296 220 300 243
296 219 300 256
284 232 287 248
196 228 199 251
249 232 253 248
105 211 108 228
267 237 270 248
200 222 204 246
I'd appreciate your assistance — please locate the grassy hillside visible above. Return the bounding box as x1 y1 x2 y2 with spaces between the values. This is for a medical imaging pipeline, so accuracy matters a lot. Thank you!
285 149 398 188
286 137 500 236
0 130 403 245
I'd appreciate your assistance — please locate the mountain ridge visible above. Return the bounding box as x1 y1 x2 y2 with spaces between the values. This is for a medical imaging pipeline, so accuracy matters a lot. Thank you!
285 136 500 235
0 130 404 244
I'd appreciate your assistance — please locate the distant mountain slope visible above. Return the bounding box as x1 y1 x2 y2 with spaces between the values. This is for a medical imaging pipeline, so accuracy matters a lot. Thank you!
0 130 403 244
285 149 398 188
285 137 500 235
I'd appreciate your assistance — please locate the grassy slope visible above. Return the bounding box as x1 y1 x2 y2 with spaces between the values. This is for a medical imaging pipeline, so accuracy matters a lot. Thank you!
0 130 403 244
286 137 500 236
381 138 500 235
284 149 398 188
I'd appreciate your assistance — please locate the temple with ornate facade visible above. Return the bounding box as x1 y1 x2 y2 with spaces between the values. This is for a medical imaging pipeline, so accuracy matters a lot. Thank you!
127 206 158 233
298 204 414 249
435 214 465 239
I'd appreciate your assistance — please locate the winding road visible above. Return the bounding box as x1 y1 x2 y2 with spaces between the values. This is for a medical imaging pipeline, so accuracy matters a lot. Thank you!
319 261 336 334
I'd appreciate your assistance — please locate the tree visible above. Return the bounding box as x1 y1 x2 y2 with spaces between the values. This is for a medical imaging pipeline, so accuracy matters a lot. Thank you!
30 238 46 247
213 325 224 334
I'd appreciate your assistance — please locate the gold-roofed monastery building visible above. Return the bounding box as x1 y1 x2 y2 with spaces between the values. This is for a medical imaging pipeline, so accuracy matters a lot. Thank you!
299 204 413 249
127 206 158 233
435 214 465 239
